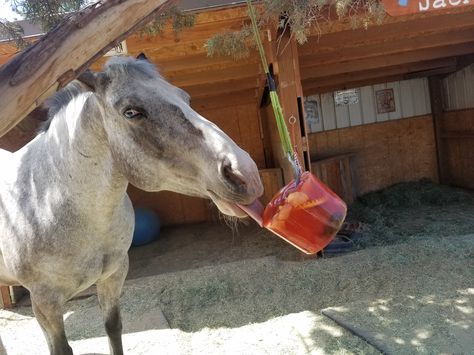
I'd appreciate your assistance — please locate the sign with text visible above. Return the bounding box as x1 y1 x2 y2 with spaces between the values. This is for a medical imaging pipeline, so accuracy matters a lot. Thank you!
383 0 474 16
334 89 359 106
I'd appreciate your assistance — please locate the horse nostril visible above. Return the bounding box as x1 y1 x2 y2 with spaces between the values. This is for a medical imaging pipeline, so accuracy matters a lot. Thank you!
221 162 246 190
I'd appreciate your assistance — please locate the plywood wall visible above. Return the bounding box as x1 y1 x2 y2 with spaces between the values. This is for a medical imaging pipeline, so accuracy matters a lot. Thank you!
439 109 474 189
309 115 439 196
440 65 474 189
443 64 474 110
305 78 431 133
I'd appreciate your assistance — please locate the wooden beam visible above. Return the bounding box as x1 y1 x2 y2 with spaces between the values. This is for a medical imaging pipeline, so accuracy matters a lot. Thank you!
305 5 474 38
302 57 457 95
428 76 447 184
0 286 13 309
167 62 261 87
301 41 474 81
303 75 405 97
264 31 310 183
300 9 474 57
184 77 260 99
300 27 474 69
191 89 257 111
0 0 176 137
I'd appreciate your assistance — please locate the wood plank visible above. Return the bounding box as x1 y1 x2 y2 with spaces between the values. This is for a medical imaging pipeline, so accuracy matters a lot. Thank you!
181 196 211 223
300 42 474 81
302 57 457 95
300 9 474 57
0 286 13 308
347 93 363 126
400 80 416 118
335 102 350 129
320 93 337 130
412 78 430 116
158 53 259 74
308 115 437 195
183 77 260 99
259 168 284 205
300 27 474 69
166 62 261 87
360 86 376 124
191 89 256 111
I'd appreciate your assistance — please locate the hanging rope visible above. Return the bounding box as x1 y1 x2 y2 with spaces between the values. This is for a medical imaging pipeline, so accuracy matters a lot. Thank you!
246 0 302 183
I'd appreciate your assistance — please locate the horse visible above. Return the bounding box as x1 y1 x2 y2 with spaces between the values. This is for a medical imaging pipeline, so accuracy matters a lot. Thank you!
0 54 263 355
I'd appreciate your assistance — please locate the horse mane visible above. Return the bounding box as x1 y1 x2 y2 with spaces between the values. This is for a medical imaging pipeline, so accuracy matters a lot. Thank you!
40 81 92 132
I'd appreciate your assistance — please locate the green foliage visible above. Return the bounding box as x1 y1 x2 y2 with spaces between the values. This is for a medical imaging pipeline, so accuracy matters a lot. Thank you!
139 6 195 37
11 0 88 31
3 0 195 49
205 24 253 59
205 0 386 59
0 20 27 48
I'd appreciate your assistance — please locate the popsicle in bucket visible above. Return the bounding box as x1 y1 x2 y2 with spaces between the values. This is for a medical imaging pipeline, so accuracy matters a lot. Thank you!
238 172 347 255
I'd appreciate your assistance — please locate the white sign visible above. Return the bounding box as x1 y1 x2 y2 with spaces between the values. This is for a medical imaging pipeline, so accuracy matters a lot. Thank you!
334 89 359 106
105 41 128 57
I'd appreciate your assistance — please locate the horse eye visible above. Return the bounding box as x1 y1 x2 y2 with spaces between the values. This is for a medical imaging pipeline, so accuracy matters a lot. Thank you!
123 108 144 120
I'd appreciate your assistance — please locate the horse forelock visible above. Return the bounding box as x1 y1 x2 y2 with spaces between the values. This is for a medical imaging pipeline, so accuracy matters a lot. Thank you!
104 56 162 81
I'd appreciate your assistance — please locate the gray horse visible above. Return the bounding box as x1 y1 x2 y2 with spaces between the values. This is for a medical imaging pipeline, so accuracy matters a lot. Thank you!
0 54 263 355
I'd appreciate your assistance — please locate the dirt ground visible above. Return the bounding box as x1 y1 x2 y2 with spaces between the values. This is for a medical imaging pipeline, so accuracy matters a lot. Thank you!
1 181 473 354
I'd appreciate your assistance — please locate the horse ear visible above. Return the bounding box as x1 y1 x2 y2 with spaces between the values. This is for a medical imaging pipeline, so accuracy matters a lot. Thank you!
76 70 108 92
76 70 98 91
136 52 148 61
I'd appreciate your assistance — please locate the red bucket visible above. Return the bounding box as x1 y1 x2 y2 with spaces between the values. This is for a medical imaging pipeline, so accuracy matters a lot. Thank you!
239 172 347 254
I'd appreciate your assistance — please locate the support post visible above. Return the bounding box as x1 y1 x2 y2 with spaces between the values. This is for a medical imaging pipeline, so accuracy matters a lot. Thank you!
262 29 311 183
428 75 448 184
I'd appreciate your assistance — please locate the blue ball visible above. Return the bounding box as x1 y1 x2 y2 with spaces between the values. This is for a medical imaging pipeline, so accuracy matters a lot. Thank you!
132 208 161 247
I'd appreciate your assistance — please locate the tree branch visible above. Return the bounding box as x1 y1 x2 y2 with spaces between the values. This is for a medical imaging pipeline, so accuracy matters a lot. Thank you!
0 0 176 137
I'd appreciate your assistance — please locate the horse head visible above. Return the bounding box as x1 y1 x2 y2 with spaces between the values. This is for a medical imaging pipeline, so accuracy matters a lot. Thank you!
77 54 263 217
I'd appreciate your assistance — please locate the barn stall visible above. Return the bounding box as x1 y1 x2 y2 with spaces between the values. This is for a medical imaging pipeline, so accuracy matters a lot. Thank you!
0 1 473 353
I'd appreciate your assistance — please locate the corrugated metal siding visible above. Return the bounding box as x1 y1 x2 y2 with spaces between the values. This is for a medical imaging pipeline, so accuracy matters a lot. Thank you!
443 64 474 111
304 78 432 133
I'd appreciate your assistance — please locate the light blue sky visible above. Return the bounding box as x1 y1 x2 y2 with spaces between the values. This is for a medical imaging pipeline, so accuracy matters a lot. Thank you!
0 1 23 21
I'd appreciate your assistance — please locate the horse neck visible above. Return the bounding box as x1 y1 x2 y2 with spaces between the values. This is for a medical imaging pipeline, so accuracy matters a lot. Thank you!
30 93 129 212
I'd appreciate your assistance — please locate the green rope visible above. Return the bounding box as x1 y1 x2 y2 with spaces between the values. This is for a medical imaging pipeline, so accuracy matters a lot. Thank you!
246 0 295 162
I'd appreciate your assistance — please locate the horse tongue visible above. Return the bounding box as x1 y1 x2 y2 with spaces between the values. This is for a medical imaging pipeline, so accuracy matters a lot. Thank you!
237 200 264 227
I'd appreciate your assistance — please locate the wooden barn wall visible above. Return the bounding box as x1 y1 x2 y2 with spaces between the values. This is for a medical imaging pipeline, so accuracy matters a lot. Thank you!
439 110 474 189
304 78 431 132
443 64 474 110
441 65 474 189
309 115 439 197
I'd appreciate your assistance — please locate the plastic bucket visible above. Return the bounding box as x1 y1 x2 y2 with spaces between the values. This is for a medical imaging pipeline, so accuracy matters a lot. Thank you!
239 172 347 254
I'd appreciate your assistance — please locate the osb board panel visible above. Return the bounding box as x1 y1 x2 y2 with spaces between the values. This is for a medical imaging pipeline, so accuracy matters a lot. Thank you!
441 109 474 189
311 154 355 204
308 115 438 196
127 186 213 226
259 168 284 205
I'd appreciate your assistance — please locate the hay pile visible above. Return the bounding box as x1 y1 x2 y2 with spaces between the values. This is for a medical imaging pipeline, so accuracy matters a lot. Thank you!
2 233 472 354
347 180 474 247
